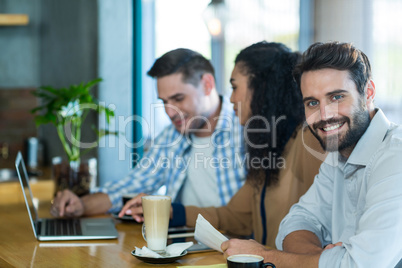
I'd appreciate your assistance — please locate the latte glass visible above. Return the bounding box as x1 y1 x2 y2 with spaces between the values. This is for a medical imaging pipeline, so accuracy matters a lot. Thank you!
141 195 171 253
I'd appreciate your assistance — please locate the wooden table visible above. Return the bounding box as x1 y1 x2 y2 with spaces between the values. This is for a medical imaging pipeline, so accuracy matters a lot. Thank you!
0 181 225 267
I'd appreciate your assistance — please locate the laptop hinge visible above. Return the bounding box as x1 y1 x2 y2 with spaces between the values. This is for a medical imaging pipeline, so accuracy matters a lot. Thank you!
36 220 42 236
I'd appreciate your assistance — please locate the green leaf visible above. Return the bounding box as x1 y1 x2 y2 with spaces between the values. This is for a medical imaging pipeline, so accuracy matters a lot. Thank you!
85 78 102 90
31 77 116 162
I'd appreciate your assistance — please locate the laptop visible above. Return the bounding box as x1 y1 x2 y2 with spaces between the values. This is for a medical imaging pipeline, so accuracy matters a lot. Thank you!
15 151 118 241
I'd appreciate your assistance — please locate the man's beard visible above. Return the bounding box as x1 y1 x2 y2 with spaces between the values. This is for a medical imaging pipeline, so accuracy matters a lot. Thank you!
308 107 371 153
172 114 208 134
186 118 208 134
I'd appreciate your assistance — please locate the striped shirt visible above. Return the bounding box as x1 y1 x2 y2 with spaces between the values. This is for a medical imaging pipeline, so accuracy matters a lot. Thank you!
95 97 247 213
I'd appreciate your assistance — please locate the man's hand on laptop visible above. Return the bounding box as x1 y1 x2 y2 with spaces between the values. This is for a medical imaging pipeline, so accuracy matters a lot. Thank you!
118 193 147 222
50 189 84 218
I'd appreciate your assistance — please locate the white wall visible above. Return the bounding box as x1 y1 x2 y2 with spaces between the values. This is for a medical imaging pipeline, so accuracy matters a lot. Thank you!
314 0 373 58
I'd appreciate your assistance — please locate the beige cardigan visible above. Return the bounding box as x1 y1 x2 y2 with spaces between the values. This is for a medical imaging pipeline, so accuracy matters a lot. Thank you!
184 127 324 248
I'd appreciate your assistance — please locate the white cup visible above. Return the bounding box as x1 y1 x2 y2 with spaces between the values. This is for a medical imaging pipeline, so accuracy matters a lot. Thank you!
227 254 276 268
141 195 171 253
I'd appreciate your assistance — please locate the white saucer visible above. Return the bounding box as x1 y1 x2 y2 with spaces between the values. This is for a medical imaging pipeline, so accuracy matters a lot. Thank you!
131 250 187 264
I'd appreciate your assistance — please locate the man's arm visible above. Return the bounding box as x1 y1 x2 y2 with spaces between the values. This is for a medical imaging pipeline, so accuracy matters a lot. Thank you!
276 143 402 267
51 190 112 217
282 230 323 254
96 127 177 213
51 131 173 217
51 127 180 218
222 239 322 268
275 162 335 251
80 192 112 216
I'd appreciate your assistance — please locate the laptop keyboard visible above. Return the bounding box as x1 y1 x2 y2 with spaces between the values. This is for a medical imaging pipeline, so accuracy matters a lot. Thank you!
45 219 83 236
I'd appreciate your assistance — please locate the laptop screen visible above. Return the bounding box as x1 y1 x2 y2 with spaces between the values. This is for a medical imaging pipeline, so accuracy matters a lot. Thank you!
15 152 39 235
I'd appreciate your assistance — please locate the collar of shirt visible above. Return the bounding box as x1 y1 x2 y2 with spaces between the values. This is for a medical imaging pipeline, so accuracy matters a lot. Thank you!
178 96 239 149
213 96 239 139
324 108 391 168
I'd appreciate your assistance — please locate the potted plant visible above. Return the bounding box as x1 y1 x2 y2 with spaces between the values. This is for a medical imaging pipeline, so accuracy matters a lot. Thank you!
31 78 115 196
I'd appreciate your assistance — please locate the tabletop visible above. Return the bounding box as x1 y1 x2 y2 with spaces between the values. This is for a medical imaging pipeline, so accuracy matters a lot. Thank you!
0 180 226 267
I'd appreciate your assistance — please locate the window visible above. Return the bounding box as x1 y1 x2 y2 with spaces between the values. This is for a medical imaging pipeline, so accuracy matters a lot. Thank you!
142 0 211 140
223 0 299 96
142 0 300 140
372 0 402 123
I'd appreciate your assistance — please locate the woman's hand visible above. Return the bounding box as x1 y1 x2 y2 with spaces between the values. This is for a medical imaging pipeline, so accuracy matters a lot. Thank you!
118 193 147 222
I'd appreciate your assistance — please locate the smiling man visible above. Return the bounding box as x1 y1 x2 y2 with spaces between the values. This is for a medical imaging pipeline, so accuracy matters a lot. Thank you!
50 48 246 218
221 42 402 267
302 68 372 156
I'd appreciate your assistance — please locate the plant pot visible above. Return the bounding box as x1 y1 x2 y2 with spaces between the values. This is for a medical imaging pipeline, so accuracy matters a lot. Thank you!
52 157 97 197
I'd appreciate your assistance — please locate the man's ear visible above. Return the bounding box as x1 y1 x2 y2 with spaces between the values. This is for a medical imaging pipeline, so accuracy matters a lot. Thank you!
366 80 376 103
201 73 216 95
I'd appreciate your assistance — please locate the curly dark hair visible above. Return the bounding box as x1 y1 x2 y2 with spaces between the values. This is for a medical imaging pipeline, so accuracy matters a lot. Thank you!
147 48 215 87
235 41 304 186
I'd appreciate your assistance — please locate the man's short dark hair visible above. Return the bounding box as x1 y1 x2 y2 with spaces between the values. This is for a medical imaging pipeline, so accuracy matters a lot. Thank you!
147 48 215 87
293 42 372 95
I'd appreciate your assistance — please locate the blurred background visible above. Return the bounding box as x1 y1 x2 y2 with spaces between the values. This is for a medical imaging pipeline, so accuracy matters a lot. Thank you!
1 0 402 186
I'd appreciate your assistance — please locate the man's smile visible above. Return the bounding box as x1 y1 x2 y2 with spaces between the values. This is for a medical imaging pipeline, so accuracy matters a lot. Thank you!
321 122 345 132
173 118 186 126
170 114 189 128
312 117 349 136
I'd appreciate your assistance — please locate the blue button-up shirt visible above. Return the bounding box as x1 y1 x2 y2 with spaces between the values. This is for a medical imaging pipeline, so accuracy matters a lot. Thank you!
276 109 402 267
95 97 246 212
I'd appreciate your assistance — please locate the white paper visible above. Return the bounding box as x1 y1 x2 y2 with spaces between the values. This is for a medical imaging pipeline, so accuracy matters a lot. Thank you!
134 242 194 258
166 241 193 256
194 214 228 252
135 246 162 258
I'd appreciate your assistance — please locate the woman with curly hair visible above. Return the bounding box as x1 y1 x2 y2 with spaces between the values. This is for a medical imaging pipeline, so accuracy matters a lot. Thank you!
234 41 306 188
